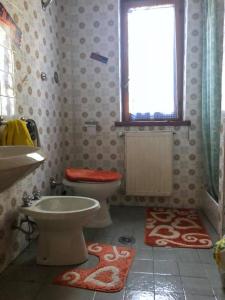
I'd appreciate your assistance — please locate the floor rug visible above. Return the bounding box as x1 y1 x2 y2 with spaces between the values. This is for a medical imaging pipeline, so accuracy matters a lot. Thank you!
145 208 213 248
53 243 135 292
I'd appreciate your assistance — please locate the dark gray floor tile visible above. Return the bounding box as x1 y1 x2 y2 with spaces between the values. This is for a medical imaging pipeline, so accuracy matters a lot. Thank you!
185 295 216 300
0 281 41 300
174 249 201 263
86 231 113 244
26 240 38 252
197 249 215 264
155 292 185 300
204 263 223 288
131 259 153 273
153 247 177 261
36 285 94 300
112 239 134 247
181 276 214 296
0 264 50 283
134 240 150 249
154 260 179 275
124 289 154 300
94 289 125 300
178 262 207 277
11 250 36 266
85 227 116 243
111 228 135 245
80 254 99 268
126 272 154 291
154 275 183 294
136 248 153 260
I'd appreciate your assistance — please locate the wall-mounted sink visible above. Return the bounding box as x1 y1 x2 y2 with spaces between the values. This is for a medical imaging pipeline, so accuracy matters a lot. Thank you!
0 146 46 192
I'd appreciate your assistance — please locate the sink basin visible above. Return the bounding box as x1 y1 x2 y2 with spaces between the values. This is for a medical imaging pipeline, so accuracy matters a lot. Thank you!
0 146 46 192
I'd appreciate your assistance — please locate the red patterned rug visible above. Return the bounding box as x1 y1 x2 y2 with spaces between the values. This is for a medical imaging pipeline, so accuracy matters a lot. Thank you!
145 208 213 248
54 243 135 292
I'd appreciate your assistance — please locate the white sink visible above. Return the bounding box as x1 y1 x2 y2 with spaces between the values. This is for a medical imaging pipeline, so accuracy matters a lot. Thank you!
0 146 46 192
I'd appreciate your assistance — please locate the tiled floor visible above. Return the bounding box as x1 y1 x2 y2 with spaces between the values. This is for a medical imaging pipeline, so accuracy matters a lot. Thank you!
0 207 224 300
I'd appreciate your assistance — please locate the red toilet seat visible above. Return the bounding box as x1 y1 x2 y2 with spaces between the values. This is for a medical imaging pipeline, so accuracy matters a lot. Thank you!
65 168 122 183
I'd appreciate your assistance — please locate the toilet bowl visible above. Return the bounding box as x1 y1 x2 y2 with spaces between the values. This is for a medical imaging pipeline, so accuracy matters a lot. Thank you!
63 168 122 228
20 196 100 266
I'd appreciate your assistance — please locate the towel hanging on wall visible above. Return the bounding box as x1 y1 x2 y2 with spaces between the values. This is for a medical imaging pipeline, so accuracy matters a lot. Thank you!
1 119 34 146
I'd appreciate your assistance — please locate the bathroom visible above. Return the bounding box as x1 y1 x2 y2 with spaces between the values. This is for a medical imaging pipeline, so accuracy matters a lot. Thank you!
0 0 225 299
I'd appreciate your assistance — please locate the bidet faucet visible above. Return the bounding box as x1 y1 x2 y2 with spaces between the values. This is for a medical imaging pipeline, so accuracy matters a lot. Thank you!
22 192 33 207
32 187 41 200
49 177 62 189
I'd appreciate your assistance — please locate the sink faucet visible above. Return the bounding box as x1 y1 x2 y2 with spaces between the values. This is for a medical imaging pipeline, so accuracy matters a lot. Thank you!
22 189 41 207
22 192 33 207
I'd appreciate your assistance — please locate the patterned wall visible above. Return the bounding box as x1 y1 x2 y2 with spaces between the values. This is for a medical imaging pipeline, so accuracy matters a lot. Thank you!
68 0 205 208
0 0 72 272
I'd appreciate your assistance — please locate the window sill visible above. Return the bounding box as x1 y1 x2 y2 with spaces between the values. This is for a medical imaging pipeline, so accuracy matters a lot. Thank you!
115 120 191 127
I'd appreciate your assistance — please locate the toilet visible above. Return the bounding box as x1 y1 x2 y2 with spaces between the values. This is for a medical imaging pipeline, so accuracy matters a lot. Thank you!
20 196 100 266
63 168 122 228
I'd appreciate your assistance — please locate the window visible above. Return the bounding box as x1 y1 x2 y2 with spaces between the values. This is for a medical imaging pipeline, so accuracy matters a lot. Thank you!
120 0 184 123
0 24 15 116
0 4 16 117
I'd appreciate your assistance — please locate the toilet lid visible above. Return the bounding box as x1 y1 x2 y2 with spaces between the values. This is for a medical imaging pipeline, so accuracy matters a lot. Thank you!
65 168 122 182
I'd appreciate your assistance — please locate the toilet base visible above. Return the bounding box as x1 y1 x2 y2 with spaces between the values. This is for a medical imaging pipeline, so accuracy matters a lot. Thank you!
37 227 88 266
86 199 112 228
63 178 121 228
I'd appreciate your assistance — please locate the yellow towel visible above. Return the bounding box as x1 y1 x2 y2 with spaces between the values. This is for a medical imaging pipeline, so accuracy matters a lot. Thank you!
1 120 34 146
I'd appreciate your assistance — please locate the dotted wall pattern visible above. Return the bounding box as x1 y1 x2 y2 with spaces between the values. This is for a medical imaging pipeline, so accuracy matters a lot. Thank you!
68 0 205 208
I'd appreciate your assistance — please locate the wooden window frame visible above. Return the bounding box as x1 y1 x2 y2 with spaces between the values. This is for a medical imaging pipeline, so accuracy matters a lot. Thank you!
120 0 185 125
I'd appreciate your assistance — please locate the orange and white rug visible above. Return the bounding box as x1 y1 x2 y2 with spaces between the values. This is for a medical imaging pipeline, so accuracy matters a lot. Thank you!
145 208 213 248
54 243 135 292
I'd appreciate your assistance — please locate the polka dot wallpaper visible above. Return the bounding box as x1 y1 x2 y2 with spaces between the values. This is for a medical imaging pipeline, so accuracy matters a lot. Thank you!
68 0 205 208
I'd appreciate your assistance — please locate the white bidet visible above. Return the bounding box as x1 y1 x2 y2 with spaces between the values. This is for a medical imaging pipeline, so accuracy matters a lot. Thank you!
20 196 100 266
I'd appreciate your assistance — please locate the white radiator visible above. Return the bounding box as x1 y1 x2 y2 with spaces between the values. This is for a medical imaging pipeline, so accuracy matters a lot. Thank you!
125 131 173 196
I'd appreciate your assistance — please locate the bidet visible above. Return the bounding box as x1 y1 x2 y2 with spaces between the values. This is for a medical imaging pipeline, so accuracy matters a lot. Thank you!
20 196 100 265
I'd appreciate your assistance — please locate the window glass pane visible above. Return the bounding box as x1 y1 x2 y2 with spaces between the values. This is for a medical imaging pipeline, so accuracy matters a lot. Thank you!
0 46 14 74
0 25 12 50
0 96 14 116
0 70 14 97
0 23 15 116
128 5 176 119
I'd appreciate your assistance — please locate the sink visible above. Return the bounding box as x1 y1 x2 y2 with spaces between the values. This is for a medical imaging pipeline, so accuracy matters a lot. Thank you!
0 146 46 192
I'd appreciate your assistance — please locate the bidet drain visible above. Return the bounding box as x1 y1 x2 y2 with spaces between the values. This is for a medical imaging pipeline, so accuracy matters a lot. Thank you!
118 236 135 245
